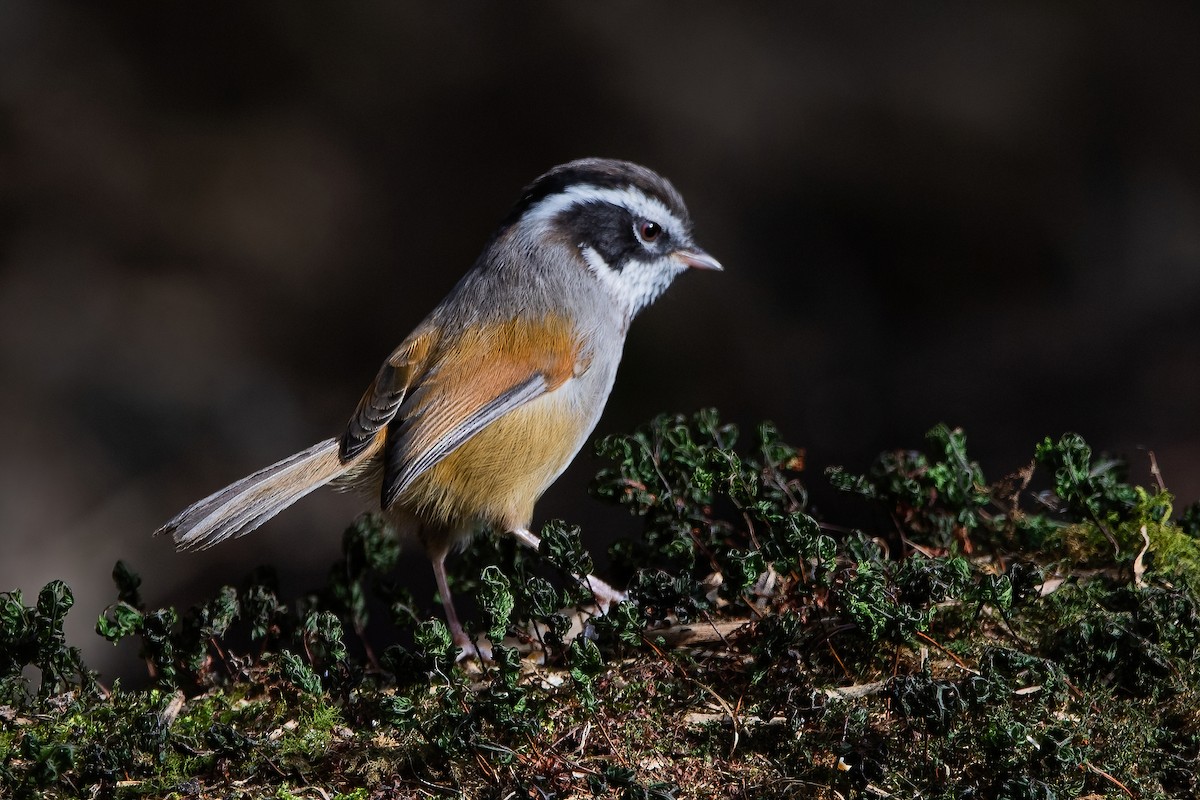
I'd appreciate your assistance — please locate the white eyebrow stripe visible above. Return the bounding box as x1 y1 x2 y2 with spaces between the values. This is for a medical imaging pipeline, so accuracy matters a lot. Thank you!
524 184 688 242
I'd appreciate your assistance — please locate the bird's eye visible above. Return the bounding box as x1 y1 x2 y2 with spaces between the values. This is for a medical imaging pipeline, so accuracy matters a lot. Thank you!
636 220 663 244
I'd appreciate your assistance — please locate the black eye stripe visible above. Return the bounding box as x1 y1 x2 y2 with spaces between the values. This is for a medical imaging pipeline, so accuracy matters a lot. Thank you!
554 201 666 273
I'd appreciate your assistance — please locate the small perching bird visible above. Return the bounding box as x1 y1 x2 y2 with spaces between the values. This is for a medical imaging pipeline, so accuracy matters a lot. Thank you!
157 158 721 656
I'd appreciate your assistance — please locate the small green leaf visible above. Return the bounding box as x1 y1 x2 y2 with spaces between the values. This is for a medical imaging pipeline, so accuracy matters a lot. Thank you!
96 602 144 643
415 618 453 662
278 649 323 695
479 565 514 643
540 520 594 578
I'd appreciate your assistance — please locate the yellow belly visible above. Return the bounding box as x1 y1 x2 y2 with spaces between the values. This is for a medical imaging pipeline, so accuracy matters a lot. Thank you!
397 391 590 532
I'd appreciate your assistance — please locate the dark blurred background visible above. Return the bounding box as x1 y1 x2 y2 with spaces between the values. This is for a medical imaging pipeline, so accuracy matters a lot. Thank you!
3 2 1199 678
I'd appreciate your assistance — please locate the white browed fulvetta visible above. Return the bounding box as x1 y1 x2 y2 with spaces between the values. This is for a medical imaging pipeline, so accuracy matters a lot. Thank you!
158 158 721 657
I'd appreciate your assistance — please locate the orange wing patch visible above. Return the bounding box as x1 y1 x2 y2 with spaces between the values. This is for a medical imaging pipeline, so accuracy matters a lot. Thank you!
381 313 590 512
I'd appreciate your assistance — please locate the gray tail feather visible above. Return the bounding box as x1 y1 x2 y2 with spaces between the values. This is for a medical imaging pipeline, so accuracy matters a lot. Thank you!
156 438 350 551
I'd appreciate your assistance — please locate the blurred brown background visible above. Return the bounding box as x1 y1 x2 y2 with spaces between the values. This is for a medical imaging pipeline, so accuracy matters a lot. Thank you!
3 3 1199 678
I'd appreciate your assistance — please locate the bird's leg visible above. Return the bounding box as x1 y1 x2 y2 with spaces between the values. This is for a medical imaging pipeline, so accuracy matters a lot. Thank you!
510 527 627 610
429 548 490 662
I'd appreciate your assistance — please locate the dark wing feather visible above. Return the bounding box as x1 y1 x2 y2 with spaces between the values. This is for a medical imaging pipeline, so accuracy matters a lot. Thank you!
339 329 437 461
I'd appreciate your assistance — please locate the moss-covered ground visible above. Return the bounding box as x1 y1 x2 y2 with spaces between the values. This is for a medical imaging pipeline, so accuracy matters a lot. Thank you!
3 412 1199 798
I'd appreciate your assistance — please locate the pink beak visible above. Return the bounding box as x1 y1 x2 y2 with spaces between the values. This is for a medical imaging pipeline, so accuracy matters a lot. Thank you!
673 247 723 271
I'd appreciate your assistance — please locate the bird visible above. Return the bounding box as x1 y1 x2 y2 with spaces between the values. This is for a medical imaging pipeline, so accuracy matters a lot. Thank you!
156 157 721 656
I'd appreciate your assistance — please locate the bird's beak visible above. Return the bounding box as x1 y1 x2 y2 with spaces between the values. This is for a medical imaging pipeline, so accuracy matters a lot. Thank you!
673 247 723 271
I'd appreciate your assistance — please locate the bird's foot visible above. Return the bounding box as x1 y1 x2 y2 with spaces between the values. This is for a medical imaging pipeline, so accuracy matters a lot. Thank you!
582 573 627 612
450 628 493 664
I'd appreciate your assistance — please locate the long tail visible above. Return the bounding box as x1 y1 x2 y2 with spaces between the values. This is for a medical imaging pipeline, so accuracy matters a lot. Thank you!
156 438 362 551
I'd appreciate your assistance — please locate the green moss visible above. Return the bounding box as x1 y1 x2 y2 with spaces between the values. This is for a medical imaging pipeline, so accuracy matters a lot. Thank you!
1144 523 1200 591
1051 486 1200 595
3 417 1200 797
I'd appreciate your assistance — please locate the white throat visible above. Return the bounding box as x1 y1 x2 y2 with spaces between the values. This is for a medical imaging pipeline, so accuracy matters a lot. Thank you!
580 245 685 322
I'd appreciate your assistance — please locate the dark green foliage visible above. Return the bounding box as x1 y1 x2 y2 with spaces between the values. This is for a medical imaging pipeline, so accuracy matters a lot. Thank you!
889 673 966 735
4 413 1200 798
627 568 703 624
894 554 972 606
840 558 934 643
478 565 514 643
300 609 349 668
325 513 402 638
589 599 645 649
92 521 397 694
413 618 454 669
1180 500 1200 536
539 521 594 581
1034 433 1140 526
595 411 827 607
1042 582 1200 694
568 637 604 711
277 649 323 695
0 581 93 704
827 424 995 550
241 570 288 642
747 609 809 680
587 762 679 799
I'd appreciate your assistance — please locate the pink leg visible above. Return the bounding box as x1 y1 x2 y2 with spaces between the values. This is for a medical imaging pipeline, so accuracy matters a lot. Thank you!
430 550 488 661
511 527 627 609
